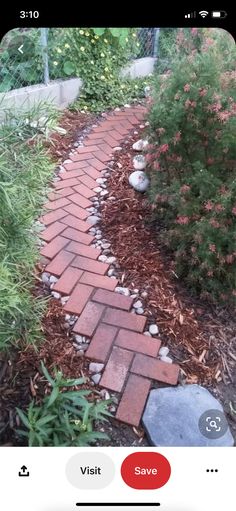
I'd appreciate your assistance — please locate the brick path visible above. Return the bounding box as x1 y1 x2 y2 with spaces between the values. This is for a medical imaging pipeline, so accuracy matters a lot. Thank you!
39 106 180 427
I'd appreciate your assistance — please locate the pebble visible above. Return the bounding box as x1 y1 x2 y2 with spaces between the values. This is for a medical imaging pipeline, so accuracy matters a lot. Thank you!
87 216 100 225
160 355 173 364
141 291 148 298
41 272 50 285
136 307 144 314
100 190 109 196
134 288 139 293
89 227 96 234
98 255 108 263
130 294 138 299
144 331 152 336
115 287 130 296
89 362 105 373
149 324 159 335
159 346 170 357
95 234 102 240
65 314 71 321
140 124 145 129
74 335 84 344
133 300 143 309
106 256 116 264
103 249 111 256
108 269 115 276
117 162 122 169
100 389 110 400
49 275 58 284
61 296 69 305
94 187 102 193
113 146 122 151
96 178 105 184
96 229 102 235
87 207 96 213
101 242 111 250
91 373 101 385
51 291 60 299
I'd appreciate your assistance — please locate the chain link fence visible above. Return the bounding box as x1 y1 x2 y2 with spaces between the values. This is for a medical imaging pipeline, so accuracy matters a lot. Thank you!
0 28 159 93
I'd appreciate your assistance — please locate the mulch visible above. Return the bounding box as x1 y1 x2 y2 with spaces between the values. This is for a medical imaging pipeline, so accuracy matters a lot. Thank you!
100 130 236 389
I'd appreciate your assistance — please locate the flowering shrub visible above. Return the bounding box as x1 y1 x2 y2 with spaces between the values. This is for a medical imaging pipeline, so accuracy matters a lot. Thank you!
49 27 145 112
146 29 236 303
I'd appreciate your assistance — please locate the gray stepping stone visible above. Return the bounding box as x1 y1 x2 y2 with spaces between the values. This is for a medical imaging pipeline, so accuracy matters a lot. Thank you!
142 384 234 447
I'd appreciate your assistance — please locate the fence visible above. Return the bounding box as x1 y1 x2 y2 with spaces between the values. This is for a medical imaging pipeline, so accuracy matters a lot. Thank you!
0 28 159 93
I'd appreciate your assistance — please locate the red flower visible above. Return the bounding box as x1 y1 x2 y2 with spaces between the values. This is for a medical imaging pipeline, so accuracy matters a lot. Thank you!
204 201 213 211
180 184 191 193
214 203 224 212
199 87 207 97
159 143 169 153
176 216 190 225
209 243 216 253
184 83 191 92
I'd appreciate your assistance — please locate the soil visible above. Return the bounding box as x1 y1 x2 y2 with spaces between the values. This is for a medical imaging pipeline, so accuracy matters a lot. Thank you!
1 108 235 447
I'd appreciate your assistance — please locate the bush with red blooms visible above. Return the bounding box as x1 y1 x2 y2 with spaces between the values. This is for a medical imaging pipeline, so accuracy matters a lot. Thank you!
146 28 236 304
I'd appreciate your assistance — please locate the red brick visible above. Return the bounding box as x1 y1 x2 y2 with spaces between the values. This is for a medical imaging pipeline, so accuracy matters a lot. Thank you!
48 187 74 200
53 178 80 190
60 169 85 180
119 120 134 130
92 289 133 311
73 301 105 337
103 308 147 332
115 329 161 357
53 267 83 294
77 145 100 153
87 158 106 171
69 193 92 209
61 215 90 232
116 374 151 427
131 354 179 385
101 135 119 148
84 138 104 146
100 347 133 392
41 208 67 226
64 203 89 220
87 132 109 140
39 221 66 242
86 323 118 362
92 124 114 133
44 197 70 210
72 257 108 275
96 143 113 156
79 272 117 290
64 283 94 314
82 166 101 180
62 227 94 245
66 240 101 259
70 152 94 162
106 130 122 142
40 235 70 259
113 126 129 136
72 183 95 199
46 250 75 276
92 150 111 163
64 161 89 171
78 174 98 189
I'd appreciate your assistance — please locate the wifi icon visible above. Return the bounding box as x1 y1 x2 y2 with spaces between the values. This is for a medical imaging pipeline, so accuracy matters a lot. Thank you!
199 10 209 17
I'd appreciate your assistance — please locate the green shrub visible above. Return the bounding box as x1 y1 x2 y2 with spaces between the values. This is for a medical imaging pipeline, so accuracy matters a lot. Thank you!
0 106 56 349
16 362 112 446
146 29 236 303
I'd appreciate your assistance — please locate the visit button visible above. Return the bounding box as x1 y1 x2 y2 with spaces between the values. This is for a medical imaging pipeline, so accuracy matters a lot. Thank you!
121 452 171 489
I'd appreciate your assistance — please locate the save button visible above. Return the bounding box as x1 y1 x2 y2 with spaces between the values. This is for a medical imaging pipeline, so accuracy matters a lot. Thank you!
121 452 171 489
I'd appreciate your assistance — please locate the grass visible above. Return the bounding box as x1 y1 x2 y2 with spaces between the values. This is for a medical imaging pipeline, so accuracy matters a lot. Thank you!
0 104 57 350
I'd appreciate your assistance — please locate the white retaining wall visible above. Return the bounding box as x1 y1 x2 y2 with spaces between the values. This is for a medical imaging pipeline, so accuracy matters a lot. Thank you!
0 58 156 119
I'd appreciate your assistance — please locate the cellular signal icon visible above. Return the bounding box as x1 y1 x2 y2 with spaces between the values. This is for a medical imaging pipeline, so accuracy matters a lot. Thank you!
199 10 209 17
185 11 196 18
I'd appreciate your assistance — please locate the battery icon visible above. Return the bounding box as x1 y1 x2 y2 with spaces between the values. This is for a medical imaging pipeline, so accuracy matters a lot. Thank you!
211 11 227 18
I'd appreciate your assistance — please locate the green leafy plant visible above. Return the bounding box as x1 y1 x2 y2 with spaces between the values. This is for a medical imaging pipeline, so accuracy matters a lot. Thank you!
16 362 112 446
0 103 58 349
146 28 236 304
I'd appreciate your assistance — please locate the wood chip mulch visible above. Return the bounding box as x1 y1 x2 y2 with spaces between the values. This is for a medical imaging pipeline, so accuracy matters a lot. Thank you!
100 130 236 389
